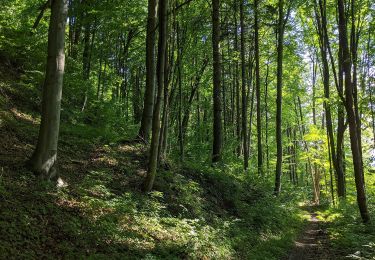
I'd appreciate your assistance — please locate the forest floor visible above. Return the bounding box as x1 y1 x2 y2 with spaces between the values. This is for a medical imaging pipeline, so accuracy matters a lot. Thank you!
0 57 307 258
288 206 335 260
1 55 374 259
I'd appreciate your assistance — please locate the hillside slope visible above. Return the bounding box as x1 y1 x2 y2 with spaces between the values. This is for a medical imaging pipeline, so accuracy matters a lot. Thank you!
0 56 310 259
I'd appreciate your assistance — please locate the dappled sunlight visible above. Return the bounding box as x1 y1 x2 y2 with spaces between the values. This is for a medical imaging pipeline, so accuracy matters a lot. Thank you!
1 0 374 257
93 156 119 167
10 108 39 125
56 177 68 188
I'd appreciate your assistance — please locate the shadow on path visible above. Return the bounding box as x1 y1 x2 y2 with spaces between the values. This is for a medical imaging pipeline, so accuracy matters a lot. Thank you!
288 206 334 260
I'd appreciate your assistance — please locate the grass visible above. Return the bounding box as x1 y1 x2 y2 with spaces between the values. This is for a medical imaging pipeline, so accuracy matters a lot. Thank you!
317 201 375 259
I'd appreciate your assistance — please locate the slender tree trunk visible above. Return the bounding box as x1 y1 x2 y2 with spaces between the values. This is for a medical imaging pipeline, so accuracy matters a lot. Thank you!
293 127 298 184
265 58 270 173
138 0 158 142
159 11 177 162
222 47 227 138
211 0 223 163
181 58 208 139
101 58 107 99
365 30 375 147
327 123 336 205
350 0 362 161
29 0 68 180
67 0 73 56
178 44 184 160
336 26 346 198
323 7 347 193
297 95 313 186
143 0 168 192
248 67 255 157
234 1 241 156
133 69 143 124
274 0 287 194
240 0 248 169
97 48 103 99
315 0 344 199
287 127 293 182
33 0 52 30
158 43 170 165
254 0 263 175
312 57 317 126
81 18 91 112
337 0 369 223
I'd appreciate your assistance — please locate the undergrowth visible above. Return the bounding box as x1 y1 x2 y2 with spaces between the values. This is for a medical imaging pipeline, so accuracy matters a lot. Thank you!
0 118 306 259
0 67 306 259
318 200 375 259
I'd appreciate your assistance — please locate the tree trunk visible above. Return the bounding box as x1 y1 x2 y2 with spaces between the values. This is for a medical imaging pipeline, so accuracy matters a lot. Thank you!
138 0 158 142
29 0 68 180
264 58 270 174
240 0 248 169
314 0 345 199
211 0 223 163
234 0 241 156
181 58 208 139
254 0 263 175
133 69 143 124
178 41 184 160
274 0 286 194
336 22 346 198
143 0 168 192
337 0 369 223
81 18 91 112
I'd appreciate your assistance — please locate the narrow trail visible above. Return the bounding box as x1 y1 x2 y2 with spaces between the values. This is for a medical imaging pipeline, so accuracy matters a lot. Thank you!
288 207 335 260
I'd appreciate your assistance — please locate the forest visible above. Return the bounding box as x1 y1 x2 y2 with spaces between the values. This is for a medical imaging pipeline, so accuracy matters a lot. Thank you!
0 0 374 259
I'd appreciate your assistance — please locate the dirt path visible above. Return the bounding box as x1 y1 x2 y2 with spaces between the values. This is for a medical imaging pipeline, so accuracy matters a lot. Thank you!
288 208 334 260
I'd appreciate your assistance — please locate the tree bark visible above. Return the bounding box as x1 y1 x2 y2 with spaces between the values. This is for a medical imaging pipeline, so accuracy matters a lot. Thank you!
314 0 345 199
337 0 369 223
29 0 68 180
143 0 168 192
264 57 270 173
234 0 241 156
254 0 263 175
240 0 248 169
211 0 223 163
274 0 287 194
138 0 158 142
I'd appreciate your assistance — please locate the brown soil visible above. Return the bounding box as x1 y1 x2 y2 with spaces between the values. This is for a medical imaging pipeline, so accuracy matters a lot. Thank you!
288 208 335 260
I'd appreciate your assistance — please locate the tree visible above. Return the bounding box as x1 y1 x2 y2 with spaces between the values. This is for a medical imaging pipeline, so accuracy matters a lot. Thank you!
314 0 345 199
274 0 289 194
143 0 168 192
337 0 370 223
138 0 158 142
29 0 68 180
254 0 263 175
240 0 248 169
211 0 223 163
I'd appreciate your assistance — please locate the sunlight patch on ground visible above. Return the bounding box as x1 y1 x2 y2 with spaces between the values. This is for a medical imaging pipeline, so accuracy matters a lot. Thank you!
10 108 39 124
57 177 68 188
259 232 281 242
93 156 119 166
55 197 83 209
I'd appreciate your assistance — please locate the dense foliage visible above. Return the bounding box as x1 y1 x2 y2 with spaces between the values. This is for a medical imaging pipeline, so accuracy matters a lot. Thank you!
0 0 374 258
